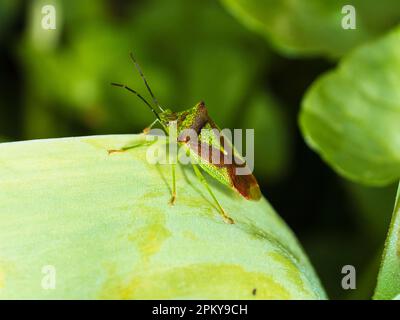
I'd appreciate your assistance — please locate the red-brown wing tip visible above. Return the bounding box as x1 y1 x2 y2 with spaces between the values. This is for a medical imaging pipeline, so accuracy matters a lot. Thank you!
247 183 262 201
239 179 261 201
231 172 262 201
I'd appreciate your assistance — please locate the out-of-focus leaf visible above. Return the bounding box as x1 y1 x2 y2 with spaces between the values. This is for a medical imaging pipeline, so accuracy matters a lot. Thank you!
374 182 400 300
0 135 325 299
221 0 400 57
300 27 400 186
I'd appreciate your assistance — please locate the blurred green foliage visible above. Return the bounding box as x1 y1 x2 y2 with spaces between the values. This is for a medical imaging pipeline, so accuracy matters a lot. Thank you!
1 0 399 299
20 0 267 134
222 0 400 57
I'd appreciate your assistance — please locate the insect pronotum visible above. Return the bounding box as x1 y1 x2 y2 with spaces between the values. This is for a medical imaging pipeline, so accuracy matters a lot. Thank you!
109 53 261 224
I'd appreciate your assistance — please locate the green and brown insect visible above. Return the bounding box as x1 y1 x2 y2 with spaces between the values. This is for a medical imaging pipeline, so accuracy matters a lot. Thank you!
109 53 261 224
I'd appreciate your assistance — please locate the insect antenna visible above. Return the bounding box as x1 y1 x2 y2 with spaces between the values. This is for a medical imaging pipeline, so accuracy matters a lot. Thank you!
129 52 164 112
111 82 161 121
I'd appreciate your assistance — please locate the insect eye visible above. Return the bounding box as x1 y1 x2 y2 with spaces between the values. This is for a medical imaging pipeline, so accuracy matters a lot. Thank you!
177 133 190 143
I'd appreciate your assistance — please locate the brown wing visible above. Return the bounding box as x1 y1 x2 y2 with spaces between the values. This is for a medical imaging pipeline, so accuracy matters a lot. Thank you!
226 161 261 201
178 101 261 200
207 117 261 200
185 140 261 201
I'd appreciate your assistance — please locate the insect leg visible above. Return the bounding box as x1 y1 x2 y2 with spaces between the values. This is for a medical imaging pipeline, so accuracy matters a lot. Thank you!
169 164 176 205
143 118 159 135
190 163 234 224
107 137 161 154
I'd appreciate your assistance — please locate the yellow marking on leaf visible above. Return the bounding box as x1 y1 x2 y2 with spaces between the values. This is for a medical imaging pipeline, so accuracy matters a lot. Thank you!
128 206 171 263
268 251 311 296
99 264 291 300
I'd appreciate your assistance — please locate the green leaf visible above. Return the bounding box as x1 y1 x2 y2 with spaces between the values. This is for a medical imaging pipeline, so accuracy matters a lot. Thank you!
221 0 400 57
0 135 325 299
300 27 400 186
374 182 400 299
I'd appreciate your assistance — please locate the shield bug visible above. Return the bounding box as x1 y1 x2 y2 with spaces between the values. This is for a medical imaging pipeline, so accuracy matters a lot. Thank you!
109 53 261 224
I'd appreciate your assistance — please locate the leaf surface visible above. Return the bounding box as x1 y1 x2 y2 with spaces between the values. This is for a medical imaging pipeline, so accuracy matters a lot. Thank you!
374 182 400 300
0 135 325 299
